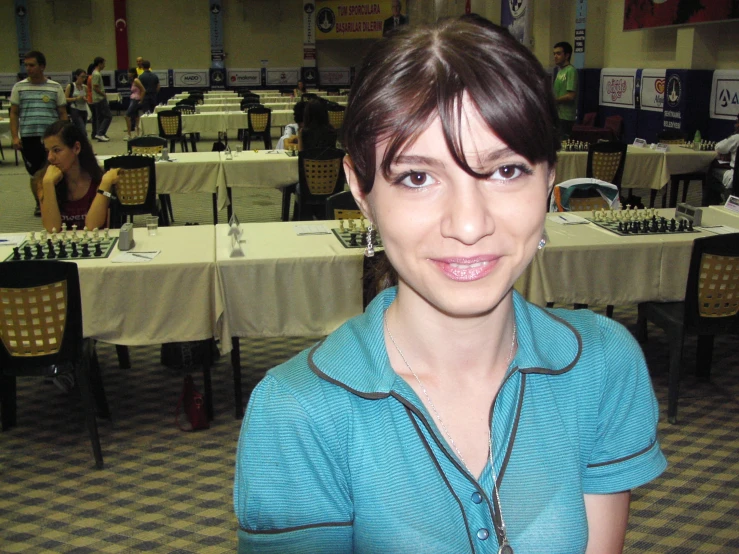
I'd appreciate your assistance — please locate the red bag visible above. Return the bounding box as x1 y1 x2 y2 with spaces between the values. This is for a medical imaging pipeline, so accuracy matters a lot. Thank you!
176 374 210 431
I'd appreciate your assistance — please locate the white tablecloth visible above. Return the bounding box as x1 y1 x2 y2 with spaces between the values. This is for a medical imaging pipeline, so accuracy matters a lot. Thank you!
215 221 363 338
139 111 294 136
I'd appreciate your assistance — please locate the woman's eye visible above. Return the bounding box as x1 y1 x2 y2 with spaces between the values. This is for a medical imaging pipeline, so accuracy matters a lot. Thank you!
398 171 435 188
491 165 525 180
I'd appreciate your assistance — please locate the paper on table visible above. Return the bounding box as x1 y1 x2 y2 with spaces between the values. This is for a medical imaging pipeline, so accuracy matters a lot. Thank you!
700 225 739 235
549 213 591 225
111 251 162 263
0 234 27 247
294 224 331 236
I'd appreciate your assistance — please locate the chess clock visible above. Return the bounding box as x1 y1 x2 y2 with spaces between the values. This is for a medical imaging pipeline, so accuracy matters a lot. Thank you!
675 203 703 227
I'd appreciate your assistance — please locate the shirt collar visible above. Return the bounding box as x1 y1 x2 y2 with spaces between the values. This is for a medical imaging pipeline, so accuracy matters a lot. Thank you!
308 287 581 397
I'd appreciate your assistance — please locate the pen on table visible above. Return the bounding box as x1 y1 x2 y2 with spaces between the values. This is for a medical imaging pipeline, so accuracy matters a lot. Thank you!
559 215 568 221
131 253 155 259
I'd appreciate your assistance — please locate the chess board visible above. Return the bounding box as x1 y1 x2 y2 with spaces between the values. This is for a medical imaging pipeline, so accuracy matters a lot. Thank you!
587 216 700 237
4 237 119 262
332 228 383 249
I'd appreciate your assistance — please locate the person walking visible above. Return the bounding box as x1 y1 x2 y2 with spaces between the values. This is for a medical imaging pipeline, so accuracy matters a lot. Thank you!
90 57 112 142
66 69 89 135
9 50 68 216
138 60 160 114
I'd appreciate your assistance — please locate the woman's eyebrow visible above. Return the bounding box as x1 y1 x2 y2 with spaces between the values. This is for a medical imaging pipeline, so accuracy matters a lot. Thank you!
477 147 520 165
392 155 445 168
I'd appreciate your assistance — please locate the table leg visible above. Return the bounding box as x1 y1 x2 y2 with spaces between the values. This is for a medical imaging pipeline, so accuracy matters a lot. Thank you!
227 188 233 221
202 363 214 421
669 176 680 208
212 193 218 225
231 337 243 419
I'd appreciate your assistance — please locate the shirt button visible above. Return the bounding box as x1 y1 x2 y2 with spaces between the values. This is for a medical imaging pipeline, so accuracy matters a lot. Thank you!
477 528 489 541
471 492 483 504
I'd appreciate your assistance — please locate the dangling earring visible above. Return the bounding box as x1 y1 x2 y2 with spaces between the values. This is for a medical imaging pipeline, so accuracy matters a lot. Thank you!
538 229 549 250
365 223 375 258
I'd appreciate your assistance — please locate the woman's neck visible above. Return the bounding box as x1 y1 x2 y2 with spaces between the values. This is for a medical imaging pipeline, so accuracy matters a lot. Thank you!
385 285 517 382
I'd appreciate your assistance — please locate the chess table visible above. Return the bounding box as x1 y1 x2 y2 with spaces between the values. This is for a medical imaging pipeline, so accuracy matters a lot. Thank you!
516 206 739 306
556 144 716 193
139 110 294 136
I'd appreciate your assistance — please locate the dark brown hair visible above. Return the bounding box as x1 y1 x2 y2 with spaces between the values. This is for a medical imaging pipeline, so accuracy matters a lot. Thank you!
342 15 560 193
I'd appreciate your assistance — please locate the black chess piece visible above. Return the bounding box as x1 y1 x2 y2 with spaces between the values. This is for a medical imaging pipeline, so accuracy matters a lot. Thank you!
349 233 358 247
35 243 44 259
82 243 90 257
23 245 33 260
58 243 68 258
47 242 56 259
94 242 103 257
360 233 367 246
617 222 623 232
669 218 676 232
651 219 658 232
71 242 79 258
678 219 686 231
622 224 629 235
12 247 21 260
688 221 694 232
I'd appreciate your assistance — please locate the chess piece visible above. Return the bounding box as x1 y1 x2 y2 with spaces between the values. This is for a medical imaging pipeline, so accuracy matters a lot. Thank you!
58 243 68 258
30 231 36 243
364 223 375 258
104 229 110 241
349 233 358 247
35 243 44 259
669 218 676 232
23 245 33 260
47 242 56 259
82 243 90 257
94 242 103 257
339 219 345 232
12 247 21 260
71 242 79 258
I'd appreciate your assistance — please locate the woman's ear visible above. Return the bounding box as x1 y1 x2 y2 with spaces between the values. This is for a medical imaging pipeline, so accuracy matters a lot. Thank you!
344 155 374 222
73 141 82 156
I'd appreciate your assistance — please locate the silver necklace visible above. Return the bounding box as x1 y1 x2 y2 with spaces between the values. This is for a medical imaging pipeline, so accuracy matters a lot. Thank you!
384 310 517 554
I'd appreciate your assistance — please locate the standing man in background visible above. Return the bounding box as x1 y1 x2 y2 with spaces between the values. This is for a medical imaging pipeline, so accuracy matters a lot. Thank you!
136 56 146 75
138 60 160 114
553 41 578 140
91 56 112 142
10 50 68 216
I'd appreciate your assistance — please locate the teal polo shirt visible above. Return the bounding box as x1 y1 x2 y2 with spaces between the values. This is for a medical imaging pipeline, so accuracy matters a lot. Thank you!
235 288 666 553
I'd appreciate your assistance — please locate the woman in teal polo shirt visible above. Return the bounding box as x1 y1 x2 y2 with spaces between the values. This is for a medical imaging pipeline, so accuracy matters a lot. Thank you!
235 15 666 553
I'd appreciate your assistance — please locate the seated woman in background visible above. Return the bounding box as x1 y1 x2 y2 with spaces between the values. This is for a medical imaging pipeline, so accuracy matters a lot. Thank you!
298 99 337 151
293 80 307 98
65 69 88 135
276 101 306 151
36 121 120 232
125 67 145 140
235 15 666 553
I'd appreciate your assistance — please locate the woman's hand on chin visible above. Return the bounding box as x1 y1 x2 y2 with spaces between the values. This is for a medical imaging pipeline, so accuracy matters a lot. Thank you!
43 164 64 186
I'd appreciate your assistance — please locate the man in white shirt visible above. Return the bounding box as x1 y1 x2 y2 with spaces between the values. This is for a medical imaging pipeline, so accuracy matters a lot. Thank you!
704 114 739 205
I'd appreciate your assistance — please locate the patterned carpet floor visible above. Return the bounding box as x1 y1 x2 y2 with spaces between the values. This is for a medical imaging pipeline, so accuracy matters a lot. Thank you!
1 118 738 552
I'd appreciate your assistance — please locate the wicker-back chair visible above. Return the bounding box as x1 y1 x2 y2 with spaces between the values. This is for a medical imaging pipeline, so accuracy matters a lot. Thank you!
243 107 272 150
0 260 109 468
157 110 189 153
103 155 168 227
586 141 627 189
127 136 174 222
295 147 346 220
637 233 739 423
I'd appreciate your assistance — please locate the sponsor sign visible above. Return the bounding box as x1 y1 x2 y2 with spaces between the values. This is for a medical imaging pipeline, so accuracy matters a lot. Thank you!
318 67 350 86
662 70 684 130
15 0 31 72
210 0 224 68
172 70 210 88
501 0 532 46
710 70 739 120
153 70 170 88
227 69 262 87
639 69 666 112
624 0 738 30
315 0 397 40
599 68 637 108
266 68 300 87
210 68 226 89
0 73 20 90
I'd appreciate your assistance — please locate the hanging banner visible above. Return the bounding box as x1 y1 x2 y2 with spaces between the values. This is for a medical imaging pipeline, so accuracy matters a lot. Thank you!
173 69 210 88
624 0 738 30
599 68 637 109
209 0 225 69
266 68 300 87
227 69 261 88
318 67 351 86
210 68 226 90
639 69 666 113
501 0 533 47
573 0 586 69
15 0 32 71
710 70 739 120
153 70 170 88
304 0 316 67
315 0 398 40
113 0 129 70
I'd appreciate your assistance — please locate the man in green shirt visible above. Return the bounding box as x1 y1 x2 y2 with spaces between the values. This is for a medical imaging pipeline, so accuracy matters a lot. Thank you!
553 41 577 140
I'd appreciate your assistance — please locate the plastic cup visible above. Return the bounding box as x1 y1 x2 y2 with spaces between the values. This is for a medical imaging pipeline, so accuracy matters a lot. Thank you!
145 216 159 236
235 144 243 154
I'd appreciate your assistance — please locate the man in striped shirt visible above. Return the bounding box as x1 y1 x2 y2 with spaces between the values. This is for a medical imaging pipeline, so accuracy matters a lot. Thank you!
10 50 68 216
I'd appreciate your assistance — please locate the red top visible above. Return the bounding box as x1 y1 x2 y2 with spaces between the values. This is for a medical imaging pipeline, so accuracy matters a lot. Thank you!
61 181 99 227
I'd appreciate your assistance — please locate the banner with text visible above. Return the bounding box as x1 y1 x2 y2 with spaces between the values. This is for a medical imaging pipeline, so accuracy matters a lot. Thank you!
319 67 350 86
501 0 533 47
639 69 666 112
304 0 316 66
209 0 224 68
227 69 262 88
710 70 739 120
599 68 637 109
15 0 31 72
315 0 397 40
173 69 210 88
266 68 300 87
153 70 170 88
